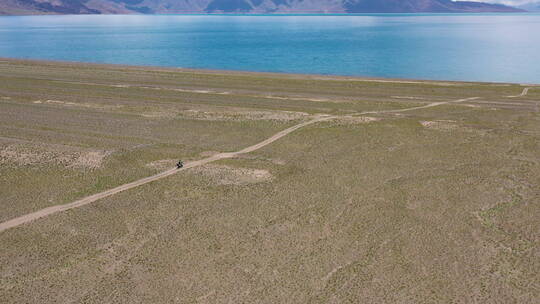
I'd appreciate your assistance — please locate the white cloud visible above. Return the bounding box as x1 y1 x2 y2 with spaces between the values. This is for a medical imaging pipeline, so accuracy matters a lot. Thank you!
464 0 536 5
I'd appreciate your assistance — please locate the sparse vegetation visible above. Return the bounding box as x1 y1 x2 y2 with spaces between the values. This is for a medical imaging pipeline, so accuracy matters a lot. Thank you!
0 59 538 303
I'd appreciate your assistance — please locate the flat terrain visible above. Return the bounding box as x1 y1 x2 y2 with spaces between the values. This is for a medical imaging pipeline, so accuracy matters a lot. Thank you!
0 59 539 303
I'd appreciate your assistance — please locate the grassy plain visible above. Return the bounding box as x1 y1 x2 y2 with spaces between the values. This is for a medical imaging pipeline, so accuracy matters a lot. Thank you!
0 59 539 303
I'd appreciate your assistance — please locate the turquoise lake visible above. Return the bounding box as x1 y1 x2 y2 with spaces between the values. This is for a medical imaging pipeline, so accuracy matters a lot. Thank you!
0 14 539 83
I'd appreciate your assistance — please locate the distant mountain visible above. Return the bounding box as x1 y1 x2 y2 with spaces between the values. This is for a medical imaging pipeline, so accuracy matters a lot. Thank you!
0 0 524 15
0 0 99 15
343 0 523 13
518 2 540 11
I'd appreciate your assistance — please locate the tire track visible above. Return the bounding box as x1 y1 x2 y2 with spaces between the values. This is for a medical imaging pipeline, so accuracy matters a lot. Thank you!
0 116 333 232
507 87 530 98
351 97 479 116
0 97 477 233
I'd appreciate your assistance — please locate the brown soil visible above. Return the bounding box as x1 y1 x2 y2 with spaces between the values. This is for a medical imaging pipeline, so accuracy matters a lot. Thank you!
189 164 273 185
180 109 310 122
0 143 109 169
145 159 177 171
330 116 381 125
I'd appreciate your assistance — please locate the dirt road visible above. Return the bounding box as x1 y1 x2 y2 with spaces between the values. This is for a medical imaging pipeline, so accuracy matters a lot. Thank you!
351 97 480 116
0 116 333 233
0 97 477 233
507 87 530 98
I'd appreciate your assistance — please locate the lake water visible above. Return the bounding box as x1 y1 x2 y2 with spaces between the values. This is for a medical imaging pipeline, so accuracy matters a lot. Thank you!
0 14 539 83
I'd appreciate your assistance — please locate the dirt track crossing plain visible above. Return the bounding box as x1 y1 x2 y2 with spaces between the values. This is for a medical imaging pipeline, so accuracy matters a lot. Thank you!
1 59 539 303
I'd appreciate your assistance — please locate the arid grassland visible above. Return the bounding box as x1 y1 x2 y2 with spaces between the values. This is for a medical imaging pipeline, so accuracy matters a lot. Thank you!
0 59 538 303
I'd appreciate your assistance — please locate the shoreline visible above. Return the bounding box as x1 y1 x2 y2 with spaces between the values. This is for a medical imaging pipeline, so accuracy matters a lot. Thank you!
2 57 537 86
1 12 533 16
